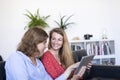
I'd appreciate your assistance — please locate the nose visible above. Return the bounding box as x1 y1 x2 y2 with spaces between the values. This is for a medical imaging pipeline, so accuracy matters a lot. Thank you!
54 40 58 44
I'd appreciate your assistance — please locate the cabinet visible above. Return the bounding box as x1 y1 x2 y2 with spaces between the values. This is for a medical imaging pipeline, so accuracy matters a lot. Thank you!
70 40 115 65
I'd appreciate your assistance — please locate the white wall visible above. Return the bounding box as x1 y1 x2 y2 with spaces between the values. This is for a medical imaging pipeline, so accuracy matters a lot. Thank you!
0 0 120 64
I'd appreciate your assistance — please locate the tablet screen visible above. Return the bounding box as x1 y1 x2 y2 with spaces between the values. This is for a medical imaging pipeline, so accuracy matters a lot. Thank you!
74 54 94 75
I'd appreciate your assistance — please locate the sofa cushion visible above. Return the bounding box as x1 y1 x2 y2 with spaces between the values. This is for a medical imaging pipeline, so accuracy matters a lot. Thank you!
87 65 120 80
72 49 87 62
0 61 6 80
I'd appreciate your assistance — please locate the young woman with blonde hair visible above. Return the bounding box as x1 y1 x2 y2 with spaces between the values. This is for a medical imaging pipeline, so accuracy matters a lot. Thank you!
41 28 83 79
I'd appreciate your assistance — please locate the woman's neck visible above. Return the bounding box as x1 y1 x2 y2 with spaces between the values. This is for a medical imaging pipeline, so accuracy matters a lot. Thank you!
49 49 61 64
50 49 59 57
30 57 37 65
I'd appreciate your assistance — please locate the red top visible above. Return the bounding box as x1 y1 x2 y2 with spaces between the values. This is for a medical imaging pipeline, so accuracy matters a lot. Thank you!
41 51 65 79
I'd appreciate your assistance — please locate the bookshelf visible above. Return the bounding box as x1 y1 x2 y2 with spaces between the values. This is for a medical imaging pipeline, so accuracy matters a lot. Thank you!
70 39 115 65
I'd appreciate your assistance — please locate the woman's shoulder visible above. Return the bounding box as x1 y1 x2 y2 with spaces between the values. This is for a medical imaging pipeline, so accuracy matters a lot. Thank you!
5 51 26 68
43 50 52 56
6 51 22 60
41 50 54 61
6 51 29 64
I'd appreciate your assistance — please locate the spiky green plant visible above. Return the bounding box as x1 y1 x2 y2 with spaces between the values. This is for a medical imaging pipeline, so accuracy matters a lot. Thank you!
54 15 74 30
24 9 50 29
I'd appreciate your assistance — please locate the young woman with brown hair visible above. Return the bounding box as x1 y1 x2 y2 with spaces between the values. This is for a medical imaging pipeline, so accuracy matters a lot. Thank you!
41 28 86 79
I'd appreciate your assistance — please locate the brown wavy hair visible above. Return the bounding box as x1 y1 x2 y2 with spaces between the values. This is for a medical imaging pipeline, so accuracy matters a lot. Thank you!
48 28 74 69
17 27 48 57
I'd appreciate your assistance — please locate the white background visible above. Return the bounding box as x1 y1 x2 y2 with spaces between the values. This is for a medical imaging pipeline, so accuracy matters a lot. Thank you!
0 0 120 65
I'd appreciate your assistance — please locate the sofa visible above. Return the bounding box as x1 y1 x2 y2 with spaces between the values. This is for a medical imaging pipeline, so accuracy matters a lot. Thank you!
72 49 120 80
86 65 120 80
0 61 6 80
0 55 3 61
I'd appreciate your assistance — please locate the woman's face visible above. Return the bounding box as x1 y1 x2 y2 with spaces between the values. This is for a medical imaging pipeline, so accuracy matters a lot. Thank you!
51 32 63 51
37 39 48 57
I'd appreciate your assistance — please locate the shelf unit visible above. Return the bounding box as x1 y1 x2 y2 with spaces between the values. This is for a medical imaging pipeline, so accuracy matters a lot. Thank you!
70 39 115 65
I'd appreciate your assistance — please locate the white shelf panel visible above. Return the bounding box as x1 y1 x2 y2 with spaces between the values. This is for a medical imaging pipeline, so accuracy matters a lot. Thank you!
94 55 115 59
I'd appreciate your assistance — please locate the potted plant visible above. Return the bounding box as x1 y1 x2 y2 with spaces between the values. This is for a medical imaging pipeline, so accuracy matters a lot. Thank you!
54 14 74 30
24 9 50 29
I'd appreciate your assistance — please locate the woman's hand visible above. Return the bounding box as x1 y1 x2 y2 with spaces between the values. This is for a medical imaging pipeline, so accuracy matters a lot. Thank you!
71 66 86 80
87 61 92 70
77 66 86 78
64 62 80 79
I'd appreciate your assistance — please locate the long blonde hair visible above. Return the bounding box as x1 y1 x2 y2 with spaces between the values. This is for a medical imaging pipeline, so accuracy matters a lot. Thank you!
48 28 74 69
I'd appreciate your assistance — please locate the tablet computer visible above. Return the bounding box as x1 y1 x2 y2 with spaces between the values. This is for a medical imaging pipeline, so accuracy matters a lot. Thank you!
74 54 95 75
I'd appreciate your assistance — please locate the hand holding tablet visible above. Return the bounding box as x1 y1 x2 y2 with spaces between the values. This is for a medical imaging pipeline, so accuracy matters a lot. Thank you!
74 55 95 75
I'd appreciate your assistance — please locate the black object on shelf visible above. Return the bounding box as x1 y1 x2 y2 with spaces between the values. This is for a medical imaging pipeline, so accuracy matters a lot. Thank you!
84 34 93 40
